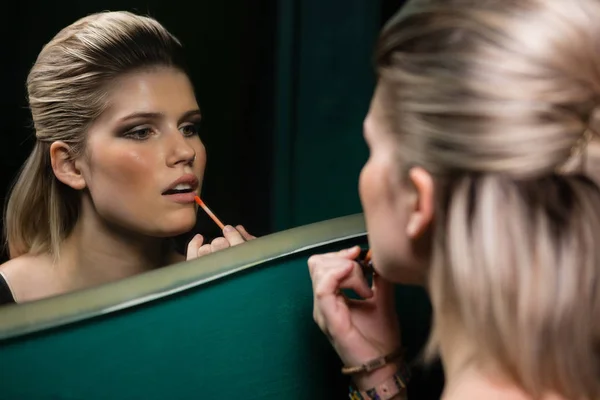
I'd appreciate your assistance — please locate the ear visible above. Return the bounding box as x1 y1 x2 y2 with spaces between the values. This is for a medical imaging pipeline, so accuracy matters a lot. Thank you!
406 166 434 238
50 141 86 190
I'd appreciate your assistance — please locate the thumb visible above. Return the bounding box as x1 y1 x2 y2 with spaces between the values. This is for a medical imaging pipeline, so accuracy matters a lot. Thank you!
337 245 362 260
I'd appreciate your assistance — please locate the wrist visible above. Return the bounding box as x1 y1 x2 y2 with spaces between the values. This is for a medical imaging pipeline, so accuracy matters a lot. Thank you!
352 361 400 390
349 363 410 400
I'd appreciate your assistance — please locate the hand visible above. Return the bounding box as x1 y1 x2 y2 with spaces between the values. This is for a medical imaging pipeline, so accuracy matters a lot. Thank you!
308 246 402 388
186 225 256 260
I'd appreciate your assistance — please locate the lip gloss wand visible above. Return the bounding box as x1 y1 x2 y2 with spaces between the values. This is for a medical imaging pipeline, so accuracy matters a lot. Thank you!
194 196 225 230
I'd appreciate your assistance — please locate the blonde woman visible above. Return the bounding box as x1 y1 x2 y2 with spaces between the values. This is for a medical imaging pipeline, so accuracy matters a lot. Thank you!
309 0 600 399
0 11 254 305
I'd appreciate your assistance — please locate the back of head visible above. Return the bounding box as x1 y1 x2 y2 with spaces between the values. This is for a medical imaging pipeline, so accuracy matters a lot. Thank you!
4 11 186 259
376 0 600 398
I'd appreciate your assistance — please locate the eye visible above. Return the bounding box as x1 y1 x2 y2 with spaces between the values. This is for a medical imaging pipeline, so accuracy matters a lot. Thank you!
123 127 153 140
180 122 201 137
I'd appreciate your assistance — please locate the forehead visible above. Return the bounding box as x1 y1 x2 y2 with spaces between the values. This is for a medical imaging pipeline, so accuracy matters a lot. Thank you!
100 67 198 121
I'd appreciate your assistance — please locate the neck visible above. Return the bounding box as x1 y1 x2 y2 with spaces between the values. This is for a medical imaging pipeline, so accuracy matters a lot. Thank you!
56 200 169 292
438 329 566 400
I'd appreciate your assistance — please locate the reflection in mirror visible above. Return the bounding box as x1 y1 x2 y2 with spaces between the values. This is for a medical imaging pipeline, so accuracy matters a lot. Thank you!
0 8 272 306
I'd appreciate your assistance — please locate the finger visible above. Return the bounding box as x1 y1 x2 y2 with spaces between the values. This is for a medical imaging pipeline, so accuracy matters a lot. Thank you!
310 259 356 332
211 237 230 252
338 262 374 299
309 256 355 298
312 259 374 303
186 234 205 261
235 225 256 240
317 246 362 262
313 307 333 340
308 253 372 298
339 245 362 259
307 247 361 275
223 225 245 246
308 256 373 337
196 244 212 258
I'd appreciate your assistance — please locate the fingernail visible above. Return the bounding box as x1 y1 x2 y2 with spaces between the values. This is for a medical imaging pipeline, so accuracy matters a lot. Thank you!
224 225 234 233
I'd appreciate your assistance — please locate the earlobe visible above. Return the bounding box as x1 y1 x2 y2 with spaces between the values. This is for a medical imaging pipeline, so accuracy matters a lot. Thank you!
50 141 86 190
406 166 434 238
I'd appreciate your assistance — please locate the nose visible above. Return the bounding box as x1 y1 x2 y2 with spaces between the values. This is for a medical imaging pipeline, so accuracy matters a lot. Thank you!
165 130 196 167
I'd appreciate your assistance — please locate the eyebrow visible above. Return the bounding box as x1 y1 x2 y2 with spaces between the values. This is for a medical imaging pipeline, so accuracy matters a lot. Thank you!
118 109 202 124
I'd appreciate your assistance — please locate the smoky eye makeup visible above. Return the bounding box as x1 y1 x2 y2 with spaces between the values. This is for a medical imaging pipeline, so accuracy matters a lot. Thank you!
180 123 200 137
122 126 153 140
114 110 202 140
116 120 155 140
179 118 202 137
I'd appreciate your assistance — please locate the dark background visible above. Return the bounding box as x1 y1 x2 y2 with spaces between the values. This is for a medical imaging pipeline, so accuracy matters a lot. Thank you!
0 0 403 259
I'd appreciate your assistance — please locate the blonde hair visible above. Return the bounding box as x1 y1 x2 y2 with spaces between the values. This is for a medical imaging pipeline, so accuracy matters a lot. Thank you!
376 0 600 398
4 11 186 259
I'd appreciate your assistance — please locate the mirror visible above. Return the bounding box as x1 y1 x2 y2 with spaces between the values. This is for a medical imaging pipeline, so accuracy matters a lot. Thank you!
0 0 397 304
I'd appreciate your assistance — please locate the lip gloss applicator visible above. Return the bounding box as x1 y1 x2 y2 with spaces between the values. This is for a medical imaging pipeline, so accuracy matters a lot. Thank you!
360 249 374 275
194 195 226 230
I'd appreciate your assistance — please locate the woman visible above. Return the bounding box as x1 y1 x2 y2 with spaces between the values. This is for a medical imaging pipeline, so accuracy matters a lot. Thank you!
309 0 600 399
0 11 254 305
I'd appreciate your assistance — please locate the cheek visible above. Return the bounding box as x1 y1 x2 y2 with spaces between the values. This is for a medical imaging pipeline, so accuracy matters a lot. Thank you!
82 145 175 233
358 161 375 210
359 159 388 215
360 160 394 246
84 146 160 207
359 160 411 281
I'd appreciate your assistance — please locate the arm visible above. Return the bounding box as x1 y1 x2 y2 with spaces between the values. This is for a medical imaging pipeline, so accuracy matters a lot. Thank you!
308 246 409 399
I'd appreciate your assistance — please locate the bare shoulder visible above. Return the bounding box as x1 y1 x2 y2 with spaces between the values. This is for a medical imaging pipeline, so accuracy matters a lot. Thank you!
0 253 54 302
0 253 50 275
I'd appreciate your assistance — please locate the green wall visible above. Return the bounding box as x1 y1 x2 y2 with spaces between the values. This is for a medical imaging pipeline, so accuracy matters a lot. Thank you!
272 0 379 231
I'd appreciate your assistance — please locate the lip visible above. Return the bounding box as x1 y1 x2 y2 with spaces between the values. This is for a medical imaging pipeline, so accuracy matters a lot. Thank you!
162 173 199 195
162 191 197 204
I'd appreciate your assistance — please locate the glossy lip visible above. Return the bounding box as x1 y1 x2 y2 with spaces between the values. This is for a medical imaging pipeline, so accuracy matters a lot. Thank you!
161 174 199 204
162 173 199 195
163 192 197 204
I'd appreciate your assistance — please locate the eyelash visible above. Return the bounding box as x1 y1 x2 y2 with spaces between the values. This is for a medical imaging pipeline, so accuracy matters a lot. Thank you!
180 123 201 137
124 127 152 140
123 123 201 140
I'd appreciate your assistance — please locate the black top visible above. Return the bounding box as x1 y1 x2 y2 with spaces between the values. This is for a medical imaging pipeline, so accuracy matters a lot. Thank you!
0 272 16 305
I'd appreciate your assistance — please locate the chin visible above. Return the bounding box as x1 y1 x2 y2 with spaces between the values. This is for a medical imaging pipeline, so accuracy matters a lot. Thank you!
156 216 197 237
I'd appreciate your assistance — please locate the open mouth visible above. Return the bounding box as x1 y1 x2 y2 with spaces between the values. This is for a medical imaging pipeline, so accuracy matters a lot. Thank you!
162 183 195 195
